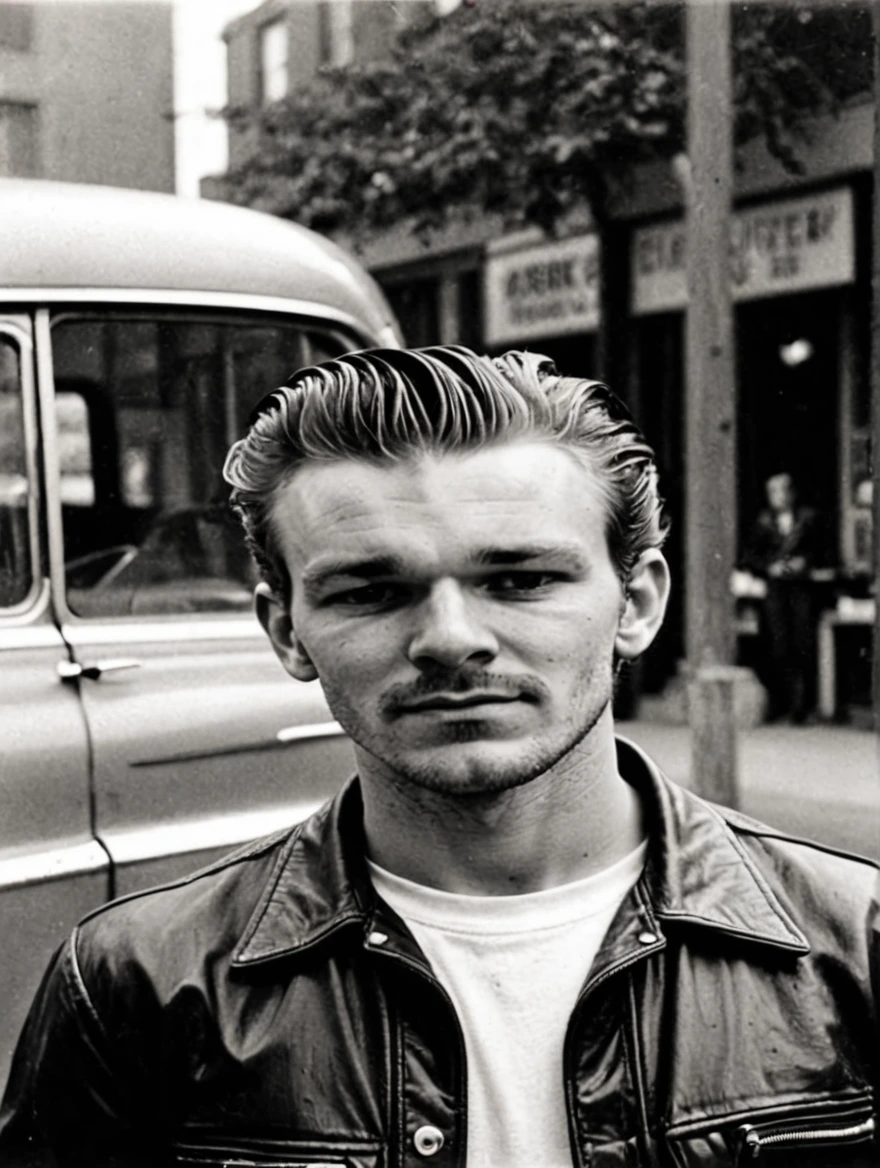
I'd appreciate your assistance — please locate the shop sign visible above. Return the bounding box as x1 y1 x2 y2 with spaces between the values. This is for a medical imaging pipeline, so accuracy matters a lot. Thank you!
484 233 600 345
632 187 854 315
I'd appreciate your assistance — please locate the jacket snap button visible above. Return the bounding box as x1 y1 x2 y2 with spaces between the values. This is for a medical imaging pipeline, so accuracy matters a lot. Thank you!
367 931 388 946
638 931 658 945
413 1125 445 1156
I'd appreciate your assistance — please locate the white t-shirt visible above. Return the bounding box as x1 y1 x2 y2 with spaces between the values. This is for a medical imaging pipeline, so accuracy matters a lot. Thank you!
368 842 646 1168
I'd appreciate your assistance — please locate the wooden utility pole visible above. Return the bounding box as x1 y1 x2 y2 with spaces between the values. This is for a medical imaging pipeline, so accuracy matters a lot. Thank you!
872 4 880 738
684 0 739 804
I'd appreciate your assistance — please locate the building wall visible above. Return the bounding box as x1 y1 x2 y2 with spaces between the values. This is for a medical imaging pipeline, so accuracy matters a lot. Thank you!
0 1 174 191
221 0 432 174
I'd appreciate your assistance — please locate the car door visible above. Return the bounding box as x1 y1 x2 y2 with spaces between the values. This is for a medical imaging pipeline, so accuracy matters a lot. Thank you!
41 306 357 897
0 318 107 1091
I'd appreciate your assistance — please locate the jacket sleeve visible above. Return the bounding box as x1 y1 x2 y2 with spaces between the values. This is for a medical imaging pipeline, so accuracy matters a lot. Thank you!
740 512 774 575
0 931 167 1168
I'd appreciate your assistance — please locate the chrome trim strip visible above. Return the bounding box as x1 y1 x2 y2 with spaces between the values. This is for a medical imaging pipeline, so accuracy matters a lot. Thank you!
3 576 51 630
104 801 327 866
0 839 109 890
0 577 51 628
34 308 69 613
5 289 376 343
0 319 44 618
60 617 263 645
1 578 52 627
276 720 344 744
0 620 64 650
130 720 345 768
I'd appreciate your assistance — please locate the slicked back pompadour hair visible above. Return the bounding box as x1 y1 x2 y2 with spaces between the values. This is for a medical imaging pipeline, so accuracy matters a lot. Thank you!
223 345 668 600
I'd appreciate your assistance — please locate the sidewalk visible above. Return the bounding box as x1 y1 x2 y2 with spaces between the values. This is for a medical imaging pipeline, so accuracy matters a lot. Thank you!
617 718 880 860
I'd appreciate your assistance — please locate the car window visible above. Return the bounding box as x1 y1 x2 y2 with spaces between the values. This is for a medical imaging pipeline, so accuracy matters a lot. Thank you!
51 312 353 618
0 336 33 608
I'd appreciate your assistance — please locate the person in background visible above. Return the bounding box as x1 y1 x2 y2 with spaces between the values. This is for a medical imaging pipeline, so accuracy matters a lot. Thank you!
1 349 877 1167
743 471 826 722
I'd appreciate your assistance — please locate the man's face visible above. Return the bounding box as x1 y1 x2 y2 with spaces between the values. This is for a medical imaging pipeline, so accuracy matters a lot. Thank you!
766 473 794 512
264 441 643 797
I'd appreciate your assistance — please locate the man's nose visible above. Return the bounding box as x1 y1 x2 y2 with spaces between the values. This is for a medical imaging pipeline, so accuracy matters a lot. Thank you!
407 579 499 670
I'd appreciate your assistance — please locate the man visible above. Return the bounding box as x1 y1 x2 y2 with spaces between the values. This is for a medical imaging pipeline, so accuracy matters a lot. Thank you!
742 472 826 722
1 346 877 1167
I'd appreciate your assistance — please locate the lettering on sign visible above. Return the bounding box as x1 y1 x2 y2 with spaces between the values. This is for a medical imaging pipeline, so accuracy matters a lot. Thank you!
632 187 854 314
485 234 600 345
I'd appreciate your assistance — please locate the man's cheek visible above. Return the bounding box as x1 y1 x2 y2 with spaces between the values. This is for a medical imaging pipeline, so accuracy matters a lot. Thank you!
315 649 381 705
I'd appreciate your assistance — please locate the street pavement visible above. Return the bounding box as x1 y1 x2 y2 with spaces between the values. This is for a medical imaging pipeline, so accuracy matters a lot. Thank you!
617 719 880 861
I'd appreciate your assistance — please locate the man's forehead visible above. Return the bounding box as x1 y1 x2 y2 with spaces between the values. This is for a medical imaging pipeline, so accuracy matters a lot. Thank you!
269 442 608 565
276 441 602 510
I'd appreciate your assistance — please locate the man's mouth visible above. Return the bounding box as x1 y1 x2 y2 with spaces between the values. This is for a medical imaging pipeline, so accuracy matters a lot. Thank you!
399 694 522 713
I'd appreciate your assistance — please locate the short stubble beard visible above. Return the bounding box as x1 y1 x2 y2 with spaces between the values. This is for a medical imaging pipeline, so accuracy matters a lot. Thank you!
319 663 615 802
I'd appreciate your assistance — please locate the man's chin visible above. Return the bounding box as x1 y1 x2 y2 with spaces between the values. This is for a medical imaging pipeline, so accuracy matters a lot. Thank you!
372 741 558 798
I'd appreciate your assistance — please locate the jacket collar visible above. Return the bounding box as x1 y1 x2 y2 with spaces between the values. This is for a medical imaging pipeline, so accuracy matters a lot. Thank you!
232 736 809 966
618 736 808 953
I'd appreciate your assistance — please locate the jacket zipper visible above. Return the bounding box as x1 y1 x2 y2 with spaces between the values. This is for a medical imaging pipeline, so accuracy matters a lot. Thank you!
739 1115 875 1159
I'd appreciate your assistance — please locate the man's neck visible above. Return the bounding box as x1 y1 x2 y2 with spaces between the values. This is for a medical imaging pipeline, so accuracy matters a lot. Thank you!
358 712 644 896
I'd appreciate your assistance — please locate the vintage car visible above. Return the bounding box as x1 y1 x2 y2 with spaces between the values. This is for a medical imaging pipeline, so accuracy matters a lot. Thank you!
0 178 401 1091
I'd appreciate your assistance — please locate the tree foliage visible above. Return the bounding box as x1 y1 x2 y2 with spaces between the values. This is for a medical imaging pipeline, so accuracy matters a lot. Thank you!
221 1 868 238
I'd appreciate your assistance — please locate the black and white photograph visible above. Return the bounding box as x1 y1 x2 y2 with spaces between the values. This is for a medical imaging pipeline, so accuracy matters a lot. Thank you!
0 0 878 1164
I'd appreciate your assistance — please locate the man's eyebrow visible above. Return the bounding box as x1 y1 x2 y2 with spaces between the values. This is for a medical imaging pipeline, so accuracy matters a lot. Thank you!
475 545 586 568
302 556 405 595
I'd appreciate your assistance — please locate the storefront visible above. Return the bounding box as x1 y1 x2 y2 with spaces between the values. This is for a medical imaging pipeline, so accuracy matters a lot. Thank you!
483 230 600 374
630 185 869 699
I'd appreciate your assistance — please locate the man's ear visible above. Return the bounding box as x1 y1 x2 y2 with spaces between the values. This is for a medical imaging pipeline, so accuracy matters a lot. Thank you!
614 550 671 662
255 582 319 682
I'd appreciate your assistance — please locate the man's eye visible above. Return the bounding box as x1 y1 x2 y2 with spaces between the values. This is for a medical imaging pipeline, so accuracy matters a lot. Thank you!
486 571 557 595
327 583 404 607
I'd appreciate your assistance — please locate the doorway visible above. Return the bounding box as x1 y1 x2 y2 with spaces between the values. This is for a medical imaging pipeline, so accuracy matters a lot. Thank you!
633 288 843 698
736 289 840 555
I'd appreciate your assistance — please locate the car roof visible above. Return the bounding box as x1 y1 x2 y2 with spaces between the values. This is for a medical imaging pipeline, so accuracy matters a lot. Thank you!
0 179 399 345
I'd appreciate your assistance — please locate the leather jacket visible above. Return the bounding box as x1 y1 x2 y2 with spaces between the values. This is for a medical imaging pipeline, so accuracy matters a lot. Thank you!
1 738 878 1167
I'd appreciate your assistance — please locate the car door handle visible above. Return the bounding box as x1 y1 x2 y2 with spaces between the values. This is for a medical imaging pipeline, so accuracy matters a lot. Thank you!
58 658 143 682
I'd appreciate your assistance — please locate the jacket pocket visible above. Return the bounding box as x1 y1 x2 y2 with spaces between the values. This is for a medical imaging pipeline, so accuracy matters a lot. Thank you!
735 1111 875 1164
172 1136 383 1168
664 1096 875 1166
176 1159 345 1168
